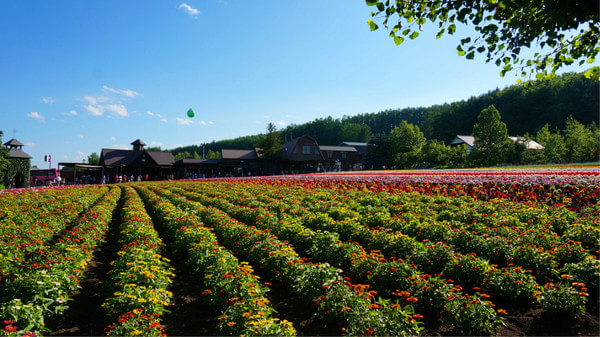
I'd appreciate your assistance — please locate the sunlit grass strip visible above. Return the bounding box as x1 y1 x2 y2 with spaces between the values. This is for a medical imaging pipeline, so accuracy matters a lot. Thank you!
0 185 120 336
150 185 424 337
134 185 295 336
103 186 173 337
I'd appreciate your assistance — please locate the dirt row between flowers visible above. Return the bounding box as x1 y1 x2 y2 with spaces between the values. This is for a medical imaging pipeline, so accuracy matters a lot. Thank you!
44 188 599 336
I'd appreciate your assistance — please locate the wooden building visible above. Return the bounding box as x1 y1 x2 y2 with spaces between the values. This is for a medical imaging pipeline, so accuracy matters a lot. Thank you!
99 139 174 182
3 138 31 188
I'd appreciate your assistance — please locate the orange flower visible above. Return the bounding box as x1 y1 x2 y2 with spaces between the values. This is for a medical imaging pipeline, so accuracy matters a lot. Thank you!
227 322 236 327
560 274 572 280
497 308 508 315
406 296 418 303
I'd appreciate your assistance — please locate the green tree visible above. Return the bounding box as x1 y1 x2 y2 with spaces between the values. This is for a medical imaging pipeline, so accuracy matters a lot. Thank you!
206 149 221 159
0 131 10 187
449 144 468 167
389 120 427 168
366 0 599 81
257 122 284 160
470 105 510 166
338 123 372 142
563 117 599 162
174 151 191 161
535 124 566 163
87 152 100 165
420 139 451 168
363 133 391 169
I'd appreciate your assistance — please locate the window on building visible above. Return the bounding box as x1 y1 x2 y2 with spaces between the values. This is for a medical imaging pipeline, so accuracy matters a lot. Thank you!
327 151 332 159
341 151 347 159
302 145 311 154
293 146 298 154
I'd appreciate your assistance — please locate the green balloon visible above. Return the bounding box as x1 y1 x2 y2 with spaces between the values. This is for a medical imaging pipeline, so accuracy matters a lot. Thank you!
187 108 195 118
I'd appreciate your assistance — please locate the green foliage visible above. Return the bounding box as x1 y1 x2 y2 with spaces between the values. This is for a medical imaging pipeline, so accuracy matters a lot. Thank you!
5 158 30 188
419 139 466 168
535 124 567 163
338 123 371 142
256 122 284 160
87 152 100 165
470 105 511 166
363 133 391 169
0 131 10 186
389 121 426 168
366 0 600 82
563 116 600 162
173 151 191 161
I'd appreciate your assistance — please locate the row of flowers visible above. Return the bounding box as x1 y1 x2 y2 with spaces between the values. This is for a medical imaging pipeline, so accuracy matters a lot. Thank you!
233 170 600 211
148 184 424 336
166 183 503 335
102 186 174 337
0 186 109 282
134 185 296 336
172 180 596 322
0 186 120 336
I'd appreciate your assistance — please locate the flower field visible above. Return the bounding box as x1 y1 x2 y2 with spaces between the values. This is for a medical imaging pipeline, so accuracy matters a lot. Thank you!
1 169 598 336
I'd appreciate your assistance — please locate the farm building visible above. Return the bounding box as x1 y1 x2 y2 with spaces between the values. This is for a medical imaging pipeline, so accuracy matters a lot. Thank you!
450 135 544 151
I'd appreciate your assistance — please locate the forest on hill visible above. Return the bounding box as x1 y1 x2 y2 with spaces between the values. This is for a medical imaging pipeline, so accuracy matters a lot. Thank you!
171 72 598 157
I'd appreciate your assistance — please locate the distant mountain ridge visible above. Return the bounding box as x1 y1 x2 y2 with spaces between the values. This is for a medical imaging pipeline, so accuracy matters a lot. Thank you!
172 72 598 156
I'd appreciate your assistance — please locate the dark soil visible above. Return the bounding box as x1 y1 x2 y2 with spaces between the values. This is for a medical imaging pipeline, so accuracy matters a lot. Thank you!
46 199 123 336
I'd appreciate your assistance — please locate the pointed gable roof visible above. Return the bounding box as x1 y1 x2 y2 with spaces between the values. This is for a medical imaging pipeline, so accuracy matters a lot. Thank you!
3 138 24 147
3 138 31 159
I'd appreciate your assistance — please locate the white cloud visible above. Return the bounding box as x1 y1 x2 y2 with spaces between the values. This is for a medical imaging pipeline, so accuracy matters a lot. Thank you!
147 111 167 122
198 120 214 125
102 85 140 98
61 110 78 116
113 144 130 150
150 141 163 147
273 121 286 127
27 112 45 120
110 136 116 141
83 96 97 104
78 135 84 139
77 151 85 156
176 117 194 125
42 97 55 104
179 3 200 16
104 104 129 118
84 104 103 116
26 142 36 148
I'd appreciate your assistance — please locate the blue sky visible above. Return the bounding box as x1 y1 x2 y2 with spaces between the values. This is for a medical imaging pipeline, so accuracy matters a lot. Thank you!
1 1 593 169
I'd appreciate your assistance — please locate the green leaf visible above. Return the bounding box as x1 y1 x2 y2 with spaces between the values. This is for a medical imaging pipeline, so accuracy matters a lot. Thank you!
409 31 420 40
516 78 522 84
367 19 379 31
448 24 456 34
366 0 378 6
466 51 475 59
460 37 471 44
436 28 445 39
457 45 466 56
587 58 596 64
394 36 405 45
